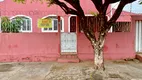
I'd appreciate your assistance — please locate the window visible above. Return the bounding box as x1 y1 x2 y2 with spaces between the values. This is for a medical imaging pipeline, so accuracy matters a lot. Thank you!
70 16 76 32
42 16 64 32
11 15 32 32
69 15 100 32
112 22 131 32
69 15 130 33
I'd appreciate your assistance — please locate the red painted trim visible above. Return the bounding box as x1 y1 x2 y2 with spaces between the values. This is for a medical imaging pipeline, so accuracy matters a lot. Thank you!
76 16 79 54
58 16 61 56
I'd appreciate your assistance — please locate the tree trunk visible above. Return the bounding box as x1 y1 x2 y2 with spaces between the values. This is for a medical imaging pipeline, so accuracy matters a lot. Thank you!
94 43 104 70
79 16 106 70
93 34 105 70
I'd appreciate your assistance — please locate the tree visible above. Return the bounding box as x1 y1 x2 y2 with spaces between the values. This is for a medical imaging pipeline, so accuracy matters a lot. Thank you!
14 0 136 70
140 0 142 4
1 16 23 33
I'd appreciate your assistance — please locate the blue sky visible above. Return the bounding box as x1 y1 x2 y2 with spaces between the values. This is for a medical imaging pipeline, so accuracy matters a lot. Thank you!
112 0 142 13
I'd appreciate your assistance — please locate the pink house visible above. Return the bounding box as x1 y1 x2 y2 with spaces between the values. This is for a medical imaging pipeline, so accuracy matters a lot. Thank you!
0 0 140 62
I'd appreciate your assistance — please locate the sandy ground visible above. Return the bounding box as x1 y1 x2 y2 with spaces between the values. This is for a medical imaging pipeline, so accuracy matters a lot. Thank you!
0 60 142 80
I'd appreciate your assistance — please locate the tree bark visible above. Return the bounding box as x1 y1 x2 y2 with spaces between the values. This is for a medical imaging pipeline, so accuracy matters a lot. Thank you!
93 36 105 70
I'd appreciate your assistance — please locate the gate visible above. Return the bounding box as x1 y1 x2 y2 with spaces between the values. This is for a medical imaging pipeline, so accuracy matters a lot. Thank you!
135 20 142 52
61 32 77 54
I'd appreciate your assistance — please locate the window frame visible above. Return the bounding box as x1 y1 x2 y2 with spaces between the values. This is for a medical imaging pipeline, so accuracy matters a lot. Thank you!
41 15 64 32
68 14 110 33
68 15 94 33
111 22 131 32
10 15 32 33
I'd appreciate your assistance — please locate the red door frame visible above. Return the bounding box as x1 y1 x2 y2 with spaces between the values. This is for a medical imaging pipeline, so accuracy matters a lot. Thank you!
58 16 61 56
76 16 79 54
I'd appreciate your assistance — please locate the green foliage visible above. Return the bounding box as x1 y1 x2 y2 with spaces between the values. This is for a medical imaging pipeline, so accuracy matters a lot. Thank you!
13 0 26 4
138 0 142 4
1 16 23 33
13 0 54 7
90 11 98 17
13 0 51 3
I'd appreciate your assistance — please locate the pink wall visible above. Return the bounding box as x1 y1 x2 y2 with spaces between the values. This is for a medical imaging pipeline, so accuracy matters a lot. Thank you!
0 32 136 62
0 33 60 62
78 32 135 61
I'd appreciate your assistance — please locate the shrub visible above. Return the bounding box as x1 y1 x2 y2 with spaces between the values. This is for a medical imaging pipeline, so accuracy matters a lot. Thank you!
1 16 23 33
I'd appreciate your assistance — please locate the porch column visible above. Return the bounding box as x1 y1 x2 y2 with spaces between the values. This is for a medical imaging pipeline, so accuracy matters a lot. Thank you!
76 16 79 54
58 16 61 55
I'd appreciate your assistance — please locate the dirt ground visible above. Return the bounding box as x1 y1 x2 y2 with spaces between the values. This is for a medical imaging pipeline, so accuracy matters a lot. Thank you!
0 60 142 80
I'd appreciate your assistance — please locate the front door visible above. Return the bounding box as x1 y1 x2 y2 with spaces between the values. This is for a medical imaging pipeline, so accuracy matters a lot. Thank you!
61 32 77 54
135 20 142 52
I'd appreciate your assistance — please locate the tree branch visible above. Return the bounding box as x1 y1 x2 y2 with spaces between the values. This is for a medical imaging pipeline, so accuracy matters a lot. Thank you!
102 3 109 15
105 0 121 4
53 0 79 15
102 0 121 14
64 0 85 17
91 0 103 13
107 0 136 26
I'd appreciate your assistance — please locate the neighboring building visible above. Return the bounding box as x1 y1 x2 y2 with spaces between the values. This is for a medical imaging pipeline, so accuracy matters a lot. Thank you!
0 0 140 62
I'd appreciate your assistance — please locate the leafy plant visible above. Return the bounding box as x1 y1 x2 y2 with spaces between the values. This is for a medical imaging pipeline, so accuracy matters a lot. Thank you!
1 16 23 33
140 1 142 4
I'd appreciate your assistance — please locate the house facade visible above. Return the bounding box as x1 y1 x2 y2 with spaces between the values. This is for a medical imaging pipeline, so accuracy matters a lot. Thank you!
0 0 139 62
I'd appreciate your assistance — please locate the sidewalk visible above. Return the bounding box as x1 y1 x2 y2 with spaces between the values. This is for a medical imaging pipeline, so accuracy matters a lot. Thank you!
0 60 142 80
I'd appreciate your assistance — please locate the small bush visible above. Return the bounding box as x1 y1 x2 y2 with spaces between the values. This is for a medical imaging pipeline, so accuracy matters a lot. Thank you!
1 16 23 33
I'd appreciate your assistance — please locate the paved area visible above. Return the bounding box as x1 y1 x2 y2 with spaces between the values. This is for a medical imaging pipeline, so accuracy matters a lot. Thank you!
0 60 142 80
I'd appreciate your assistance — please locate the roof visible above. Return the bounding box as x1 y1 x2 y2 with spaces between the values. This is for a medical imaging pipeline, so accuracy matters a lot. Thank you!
112 8 136 22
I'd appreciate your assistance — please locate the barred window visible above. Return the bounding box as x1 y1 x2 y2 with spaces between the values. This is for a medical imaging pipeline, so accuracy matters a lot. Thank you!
69 16 131 33
112 22 131 32
70 16 76 32
11 16 32 32
42 16 64 32
69 16 100 32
